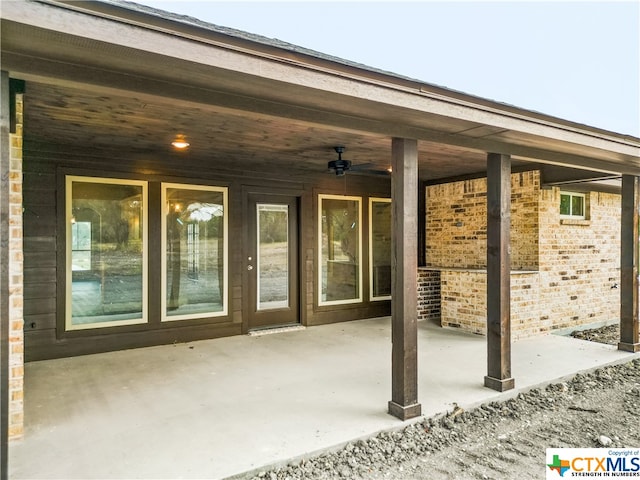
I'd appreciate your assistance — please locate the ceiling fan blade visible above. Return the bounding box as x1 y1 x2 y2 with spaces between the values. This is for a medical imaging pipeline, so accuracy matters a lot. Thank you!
348 169 390 177
349 162 374 171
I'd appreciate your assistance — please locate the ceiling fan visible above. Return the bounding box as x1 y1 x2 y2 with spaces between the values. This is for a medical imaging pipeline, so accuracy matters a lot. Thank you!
327 146 390 177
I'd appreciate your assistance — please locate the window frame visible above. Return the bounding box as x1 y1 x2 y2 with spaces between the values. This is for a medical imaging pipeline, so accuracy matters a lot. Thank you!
317 193 363 307
369 197 392 301
560 191 586 220
161 183 229 322
65 175 149 331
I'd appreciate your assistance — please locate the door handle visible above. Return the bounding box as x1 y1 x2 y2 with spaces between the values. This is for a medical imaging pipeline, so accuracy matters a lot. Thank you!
247 265 253 271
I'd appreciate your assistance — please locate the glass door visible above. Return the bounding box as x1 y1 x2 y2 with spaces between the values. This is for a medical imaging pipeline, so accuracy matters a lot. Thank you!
247 194 299 329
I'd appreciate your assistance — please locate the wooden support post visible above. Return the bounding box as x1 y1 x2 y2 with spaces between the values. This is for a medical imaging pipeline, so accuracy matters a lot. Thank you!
388 138 422 420
0 70 10 480
619 174 640 352
484 153 515 392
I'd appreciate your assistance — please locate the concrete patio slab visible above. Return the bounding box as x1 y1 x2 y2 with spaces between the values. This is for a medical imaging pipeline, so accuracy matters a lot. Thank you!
9 318 639 479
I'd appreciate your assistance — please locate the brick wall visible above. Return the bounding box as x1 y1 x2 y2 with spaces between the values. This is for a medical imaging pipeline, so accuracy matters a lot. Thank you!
538 188 620 332
440 270 540 339
9 94 24 439
420 170 621 338
426 171 539 270
417 268 440 322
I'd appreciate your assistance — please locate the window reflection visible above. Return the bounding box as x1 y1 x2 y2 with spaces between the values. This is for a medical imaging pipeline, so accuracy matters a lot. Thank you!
257 204 289 310
319 195 362 305
67 177 147 329
370 199 391 300
163 185 227 320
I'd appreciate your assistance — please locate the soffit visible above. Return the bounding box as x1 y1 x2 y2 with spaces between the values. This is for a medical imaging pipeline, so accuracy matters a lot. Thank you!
20 80 626 189
22 81 493 181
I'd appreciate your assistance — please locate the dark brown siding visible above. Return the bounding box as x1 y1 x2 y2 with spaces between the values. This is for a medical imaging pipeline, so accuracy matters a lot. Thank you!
23 142 390 360
23 160 58 348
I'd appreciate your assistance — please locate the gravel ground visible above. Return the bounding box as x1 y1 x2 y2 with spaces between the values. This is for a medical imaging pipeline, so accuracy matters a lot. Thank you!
570 323 620 345
249 324 640 480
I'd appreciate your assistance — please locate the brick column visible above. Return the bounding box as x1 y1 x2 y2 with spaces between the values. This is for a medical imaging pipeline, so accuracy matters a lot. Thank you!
8 92 24 440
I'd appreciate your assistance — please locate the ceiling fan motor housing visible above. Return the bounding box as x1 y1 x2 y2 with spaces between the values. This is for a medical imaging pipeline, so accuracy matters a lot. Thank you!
328 159 352 176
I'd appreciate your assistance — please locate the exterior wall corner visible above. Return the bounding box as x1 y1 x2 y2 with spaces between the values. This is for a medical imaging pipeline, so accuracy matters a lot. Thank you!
420 169 621 338
8 93 24 440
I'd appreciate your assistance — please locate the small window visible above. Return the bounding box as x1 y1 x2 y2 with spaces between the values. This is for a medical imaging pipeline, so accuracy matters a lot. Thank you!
560 192 586 219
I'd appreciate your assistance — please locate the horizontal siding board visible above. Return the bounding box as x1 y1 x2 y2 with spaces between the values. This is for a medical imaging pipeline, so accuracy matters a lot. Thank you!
24 236 56 252
24 216 56 236
23 187 54 206
25 322 243 361
309 302 390 326
24 297 56 316
23 189 55 207
24 267 56 284
24 251 57 268
24 330 59 359
23 313 56 331
24 282 56 299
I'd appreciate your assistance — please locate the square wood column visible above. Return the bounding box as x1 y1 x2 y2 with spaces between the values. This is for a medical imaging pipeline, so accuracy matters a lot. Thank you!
619 174 640 352
484 153 515 391
388 137 422 420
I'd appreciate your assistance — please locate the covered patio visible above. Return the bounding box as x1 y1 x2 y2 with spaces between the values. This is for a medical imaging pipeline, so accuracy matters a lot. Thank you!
9 317 640 480
2 2 640 478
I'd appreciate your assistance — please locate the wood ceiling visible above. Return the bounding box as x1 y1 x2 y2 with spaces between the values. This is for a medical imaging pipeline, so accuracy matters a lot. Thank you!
23 81 500 181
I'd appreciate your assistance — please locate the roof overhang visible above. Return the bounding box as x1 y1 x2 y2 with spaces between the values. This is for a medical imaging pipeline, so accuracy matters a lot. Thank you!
2 0 639 180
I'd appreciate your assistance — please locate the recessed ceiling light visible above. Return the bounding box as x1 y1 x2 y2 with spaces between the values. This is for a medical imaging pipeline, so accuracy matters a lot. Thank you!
171 134 190 149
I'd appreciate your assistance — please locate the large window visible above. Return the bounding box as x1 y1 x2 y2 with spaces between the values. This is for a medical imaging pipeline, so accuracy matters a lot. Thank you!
162 184 228 321
560 191 586 219
369 198 391 301
66 177 147 330
318 194 362 305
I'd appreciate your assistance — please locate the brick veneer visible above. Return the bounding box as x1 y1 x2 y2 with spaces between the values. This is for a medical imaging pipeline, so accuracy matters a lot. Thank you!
417 268 440 322
9 95 24 440
439 269 541 339
421 170 620 338
426 171 539 270
538 188 620 332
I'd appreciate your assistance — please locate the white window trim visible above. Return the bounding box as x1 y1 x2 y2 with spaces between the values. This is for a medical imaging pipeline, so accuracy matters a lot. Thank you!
318 194 363 306
369 197 392 302
560 191 586 220
65 176 148 331
161 183 228 322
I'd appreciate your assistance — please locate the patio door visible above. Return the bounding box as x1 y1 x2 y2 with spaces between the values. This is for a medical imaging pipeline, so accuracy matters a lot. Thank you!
246 193 299 330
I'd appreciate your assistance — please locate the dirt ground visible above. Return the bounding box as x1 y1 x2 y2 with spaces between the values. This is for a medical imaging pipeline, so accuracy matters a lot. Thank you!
362 360 640 479
251 325 640 480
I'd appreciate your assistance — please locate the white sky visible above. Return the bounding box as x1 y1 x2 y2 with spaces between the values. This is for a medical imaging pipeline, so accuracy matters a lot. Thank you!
139 1 640 137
